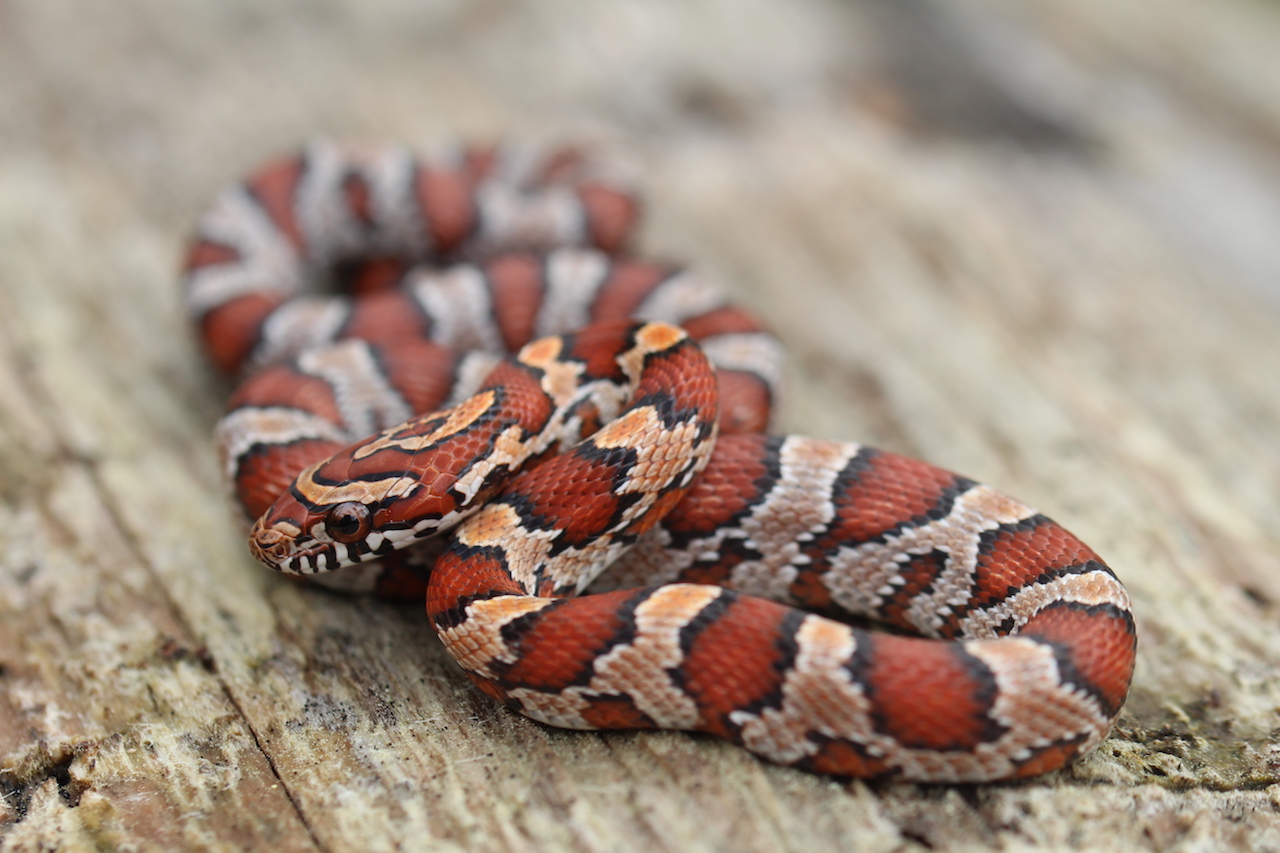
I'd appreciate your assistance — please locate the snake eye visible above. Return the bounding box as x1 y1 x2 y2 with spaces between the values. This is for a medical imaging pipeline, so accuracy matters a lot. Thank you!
325 502 371 544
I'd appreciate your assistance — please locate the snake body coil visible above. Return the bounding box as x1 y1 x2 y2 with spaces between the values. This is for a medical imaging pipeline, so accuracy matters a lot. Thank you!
184 140 1136 782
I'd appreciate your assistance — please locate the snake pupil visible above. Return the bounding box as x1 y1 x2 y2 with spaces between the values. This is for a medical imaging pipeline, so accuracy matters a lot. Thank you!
326 502 370 544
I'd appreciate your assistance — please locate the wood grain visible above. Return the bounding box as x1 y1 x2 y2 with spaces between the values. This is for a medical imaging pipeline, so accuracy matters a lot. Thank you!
3 0 1280 850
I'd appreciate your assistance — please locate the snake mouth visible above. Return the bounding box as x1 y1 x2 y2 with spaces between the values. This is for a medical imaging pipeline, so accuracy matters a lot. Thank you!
248 521 290 566
248 520 338 575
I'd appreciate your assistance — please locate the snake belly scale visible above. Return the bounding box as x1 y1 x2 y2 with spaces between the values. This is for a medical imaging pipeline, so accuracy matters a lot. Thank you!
183 140 1136 783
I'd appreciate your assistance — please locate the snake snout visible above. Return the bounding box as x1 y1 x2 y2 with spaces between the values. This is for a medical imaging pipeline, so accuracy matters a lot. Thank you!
248 522 296 569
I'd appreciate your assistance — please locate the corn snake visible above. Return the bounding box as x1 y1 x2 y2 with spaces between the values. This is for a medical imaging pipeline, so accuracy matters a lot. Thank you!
183 140 1136 782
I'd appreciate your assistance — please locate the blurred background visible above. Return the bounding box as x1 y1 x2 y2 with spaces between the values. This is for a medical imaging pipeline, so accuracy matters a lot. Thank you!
6 0 1280 307
3 1 1280 850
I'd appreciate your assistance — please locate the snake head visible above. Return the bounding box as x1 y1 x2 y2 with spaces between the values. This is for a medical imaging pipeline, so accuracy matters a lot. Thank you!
245 434 490 574
248 479 468 574
244 383 537 575
248 498 378 574
248 492 389 575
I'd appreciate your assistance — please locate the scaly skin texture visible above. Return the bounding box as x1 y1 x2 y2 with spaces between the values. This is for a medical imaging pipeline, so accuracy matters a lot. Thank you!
185 141 1135 781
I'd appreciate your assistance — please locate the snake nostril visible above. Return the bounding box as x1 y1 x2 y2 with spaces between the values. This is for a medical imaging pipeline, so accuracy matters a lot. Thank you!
248 524 291 564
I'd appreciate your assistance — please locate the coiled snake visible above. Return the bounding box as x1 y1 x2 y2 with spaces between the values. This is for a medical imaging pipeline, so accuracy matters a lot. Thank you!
183 140 1136 783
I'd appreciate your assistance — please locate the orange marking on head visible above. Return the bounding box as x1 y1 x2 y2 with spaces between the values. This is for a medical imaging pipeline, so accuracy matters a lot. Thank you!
351 390 498 460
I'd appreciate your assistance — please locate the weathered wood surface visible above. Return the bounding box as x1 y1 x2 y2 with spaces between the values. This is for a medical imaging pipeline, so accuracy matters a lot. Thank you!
3 0 1280 850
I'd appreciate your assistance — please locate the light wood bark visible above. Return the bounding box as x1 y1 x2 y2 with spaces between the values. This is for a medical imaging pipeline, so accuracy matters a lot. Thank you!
3 1 1280 850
